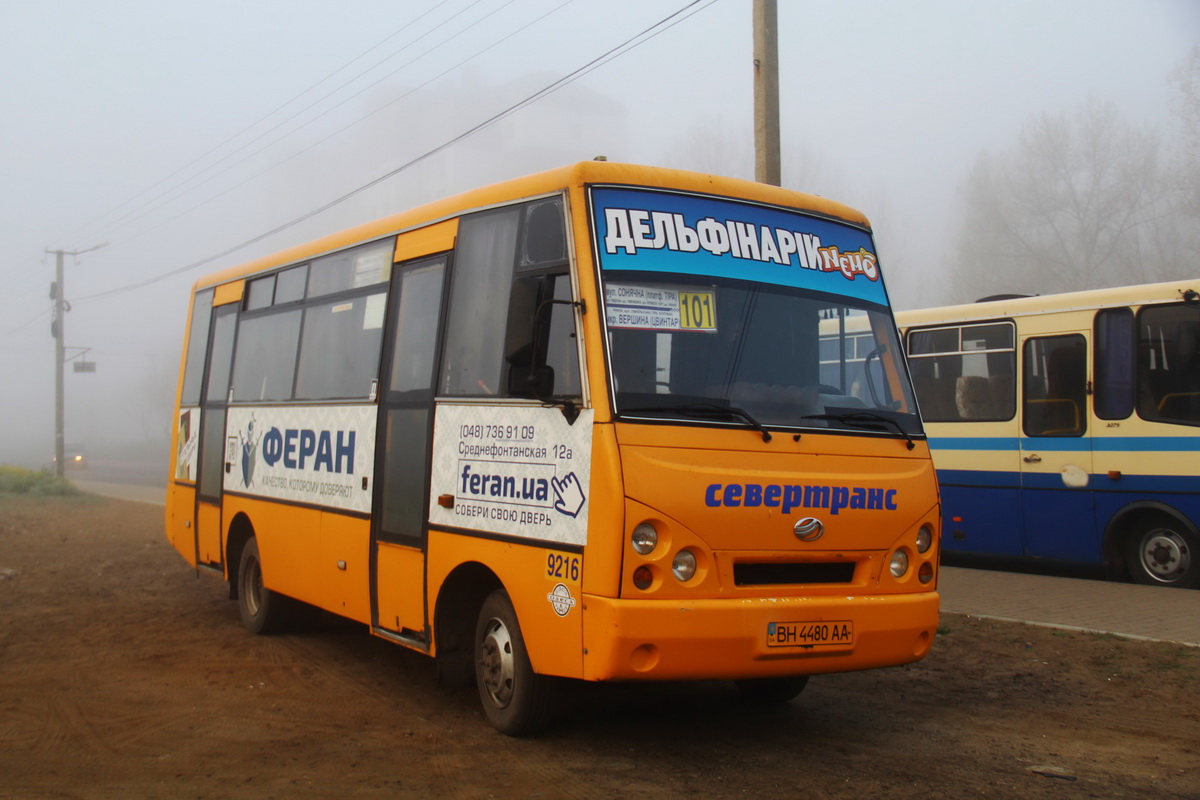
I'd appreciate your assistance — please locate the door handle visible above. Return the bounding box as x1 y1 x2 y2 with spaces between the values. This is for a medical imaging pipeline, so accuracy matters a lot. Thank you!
1023 454 1042 464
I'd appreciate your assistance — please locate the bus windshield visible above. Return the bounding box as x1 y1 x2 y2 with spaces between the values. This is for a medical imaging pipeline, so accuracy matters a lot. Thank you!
592 184 918 438
604 275 918 434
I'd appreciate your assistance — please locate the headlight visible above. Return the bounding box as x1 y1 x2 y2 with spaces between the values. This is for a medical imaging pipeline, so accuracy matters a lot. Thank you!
889 549 910 578
916 525 933 554
631 522 658 555
672 549 697 582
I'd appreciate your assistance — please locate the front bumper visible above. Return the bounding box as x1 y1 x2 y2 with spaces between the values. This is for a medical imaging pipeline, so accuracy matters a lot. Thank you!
581 590 939 681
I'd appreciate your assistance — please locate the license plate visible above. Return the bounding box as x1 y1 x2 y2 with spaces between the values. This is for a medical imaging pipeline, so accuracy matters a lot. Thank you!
767 620 854 648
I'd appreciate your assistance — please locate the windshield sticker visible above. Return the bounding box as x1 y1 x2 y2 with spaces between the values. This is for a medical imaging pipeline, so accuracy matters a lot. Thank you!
591 187 889 308
605 284 716 331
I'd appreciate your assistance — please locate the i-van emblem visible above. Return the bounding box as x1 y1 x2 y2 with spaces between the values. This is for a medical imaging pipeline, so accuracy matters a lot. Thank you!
793 517 824 541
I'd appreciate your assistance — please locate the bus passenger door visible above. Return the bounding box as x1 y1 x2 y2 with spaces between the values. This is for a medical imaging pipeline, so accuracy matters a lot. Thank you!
371 255 447 640
1018 333 1097 561
194 302 238 568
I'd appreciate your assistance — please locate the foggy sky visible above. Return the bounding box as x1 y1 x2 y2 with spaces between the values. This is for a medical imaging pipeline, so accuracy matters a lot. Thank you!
1 0 1196 469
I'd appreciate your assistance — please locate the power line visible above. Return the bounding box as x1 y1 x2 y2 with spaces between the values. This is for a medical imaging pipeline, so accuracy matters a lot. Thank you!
74 0 717 305
2 308 50 338
58 1 462 251
109 0 578 252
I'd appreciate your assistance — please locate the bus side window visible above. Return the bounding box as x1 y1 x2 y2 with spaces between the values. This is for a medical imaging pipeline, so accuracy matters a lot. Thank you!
1138 304 1200 424
440 206 522 396
441 196 576 399
180 289 214 406
1023 335 1086 437
1094 307 1135 419
907 322 1014 422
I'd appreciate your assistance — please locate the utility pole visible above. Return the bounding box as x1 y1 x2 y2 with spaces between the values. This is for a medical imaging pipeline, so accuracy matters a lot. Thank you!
47 243 105 477
753 0 780 186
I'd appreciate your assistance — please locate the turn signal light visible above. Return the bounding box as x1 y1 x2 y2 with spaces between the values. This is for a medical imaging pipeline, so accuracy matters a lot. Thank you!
632 565 653 590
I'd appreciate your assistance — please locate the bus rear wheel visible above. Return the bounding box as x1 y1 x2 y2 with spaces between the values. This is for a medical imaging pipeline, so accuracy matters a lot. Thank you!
1126 518 1199 589
237 538 293 633
474 590 555 735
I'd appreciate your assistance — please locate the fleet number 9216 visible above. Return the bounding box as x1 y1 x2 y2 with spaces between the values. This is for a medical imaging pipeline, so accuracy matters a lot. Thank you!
546 553 581 582
767 620 853 648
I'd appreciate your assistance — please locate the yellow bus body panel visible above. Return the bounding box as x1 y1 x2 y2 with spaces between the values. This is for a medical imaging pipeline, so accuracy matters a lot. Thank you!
212 279 244 307
165 483 197 566
222 496 319 605
375 543 426 634
316 511 372 623
427 529 584 679
394 218 458 262
196 502 222 566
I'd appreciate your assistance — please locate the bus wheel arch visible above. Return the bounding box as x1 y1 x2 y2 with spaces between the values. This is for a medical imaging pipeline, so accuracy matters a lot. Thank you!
1108 504 1200 589
433 562 501 689
225 512 255 600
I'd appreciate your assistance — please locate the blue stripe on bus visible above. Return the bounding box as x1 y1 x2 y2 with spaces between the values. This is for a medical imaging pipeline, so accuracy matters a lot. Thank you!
938 473 1200 564
936 468 1021 488
929 436 1200 452
937 468 1200 494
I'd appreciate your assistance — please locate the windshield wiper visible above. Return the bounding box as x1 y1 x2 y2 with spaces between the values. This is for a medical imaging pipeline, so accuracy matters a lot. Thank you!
802 412 915 450
621 403 773 442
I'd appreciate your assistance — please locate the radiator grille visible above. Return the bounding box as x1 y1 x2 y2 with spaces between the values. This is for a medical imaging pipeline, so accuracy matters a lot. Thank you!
733 561 855 586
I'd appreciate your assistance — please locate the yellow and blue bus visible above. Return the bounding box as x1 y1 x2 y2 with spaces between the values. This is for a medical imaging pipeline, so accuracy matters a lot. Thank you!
166 161 940 734
898 281 1200 589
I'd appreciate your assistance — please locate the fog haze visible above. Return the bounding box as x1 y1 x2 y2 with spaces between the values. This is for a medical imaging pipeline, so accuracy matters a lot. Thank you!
1 0 1196 470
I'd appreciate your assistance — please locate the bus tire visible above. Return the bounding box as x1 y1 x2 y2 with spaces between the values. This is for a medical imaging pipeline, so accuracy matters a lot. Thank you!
237 538 293 634
734 676 810 704
1125 517 1199 589
474 589 555 736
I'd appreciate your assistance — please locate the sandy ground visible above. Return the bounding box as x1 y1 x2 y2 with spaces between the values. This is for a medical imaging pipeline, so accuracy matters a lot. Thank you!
1 493 1197 799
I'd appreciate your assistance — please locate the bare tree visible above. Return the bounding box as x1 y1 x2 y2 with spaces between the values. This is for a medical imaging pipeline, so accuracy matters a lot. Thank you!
1169 45 1200 219
947 98 1189 303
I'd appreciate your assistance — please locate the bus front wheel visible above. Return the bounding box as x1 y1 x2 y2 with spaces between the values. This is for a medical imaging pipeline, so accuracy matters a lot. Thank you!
474 590 555 735
1126 518 1199 589
237 538 293 633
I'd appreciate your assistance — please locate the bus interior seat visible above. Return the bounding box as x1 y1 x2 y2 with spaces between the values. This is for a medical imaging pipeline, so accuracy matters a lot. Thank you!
955 375 995 419
1025 398 1080 436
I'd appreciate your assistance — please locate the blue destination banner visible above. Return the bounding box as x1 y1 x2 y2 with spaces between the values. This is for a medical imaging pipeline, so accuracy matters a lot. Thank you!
590 186 891 308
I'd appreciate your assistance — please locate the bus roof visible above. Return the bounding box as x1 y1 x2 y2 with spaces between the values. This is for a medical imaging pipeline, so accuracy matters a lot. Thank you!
896 278 1200 327
192 161 872 292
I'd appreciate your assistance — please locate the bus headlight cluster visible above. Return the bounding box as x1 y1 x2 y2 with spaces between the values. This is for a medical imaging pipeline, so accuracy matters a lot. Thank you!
629 521 705 591
672 549 697 582
631 523 658 555
890 523 937 583
916 525 933 554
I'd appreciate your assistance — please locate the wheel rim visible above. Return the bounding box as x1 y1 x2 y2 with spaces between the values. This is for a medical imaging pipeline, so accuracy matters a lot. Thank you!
243 556 263 616
1138 528 1191 583
479 617 515 709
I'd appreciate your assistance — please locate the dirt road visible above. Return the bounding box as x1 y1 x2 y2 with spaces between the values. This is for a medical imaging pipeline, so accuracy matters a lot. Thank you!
1 494 1197 799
